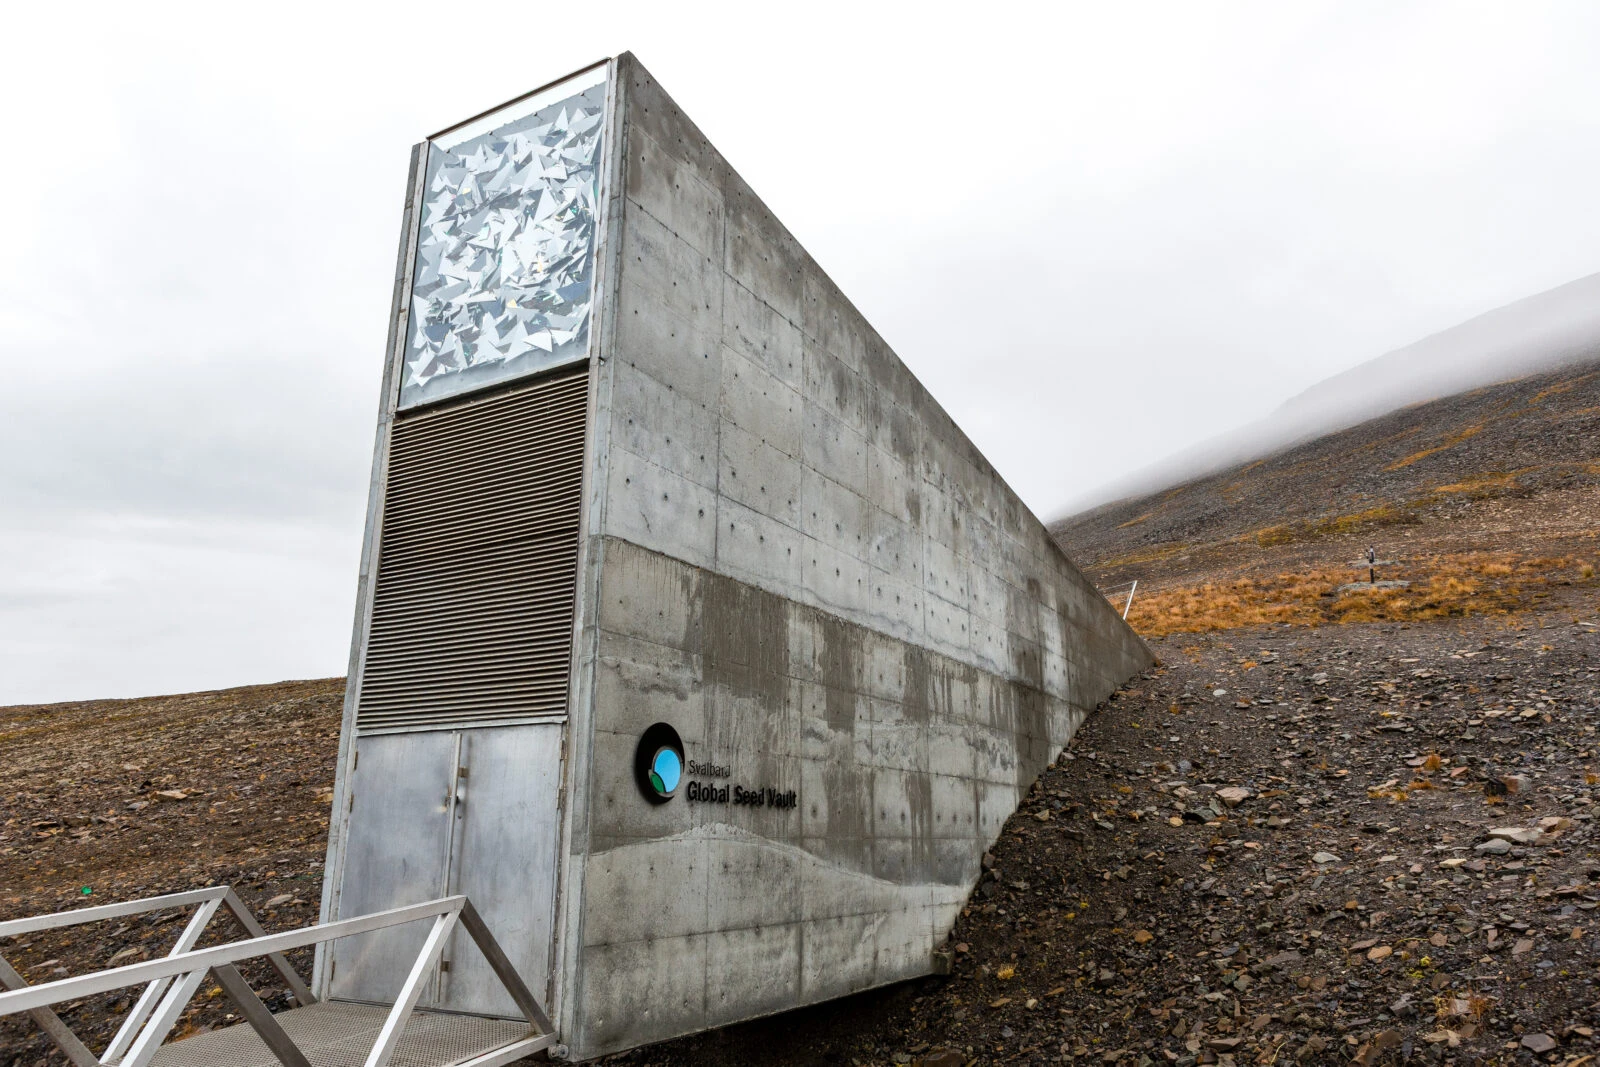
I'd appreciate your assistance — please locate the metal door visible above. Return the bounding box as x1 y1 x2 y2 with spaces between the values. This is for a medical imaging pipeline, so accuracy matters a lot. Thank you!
330 724 563 1016
328 731 455 1005
436 724 564 1016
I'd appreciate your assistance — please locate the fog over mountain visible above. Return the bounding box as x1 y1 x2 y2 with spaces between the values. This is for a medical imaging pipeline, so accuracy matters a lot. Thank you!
7 3 1600 706
1065 271 1600 518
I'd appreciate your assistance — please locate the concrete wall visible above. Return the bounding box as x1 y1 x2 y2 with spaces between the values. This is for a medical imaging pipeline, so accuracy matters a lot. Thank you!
555 53 1152 1059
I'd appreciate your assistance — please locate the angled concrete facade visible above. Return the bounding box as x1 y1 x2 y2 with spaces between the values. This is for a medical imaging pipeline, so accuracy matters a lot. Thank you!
320 52 1150 1064
551 54 1152 1057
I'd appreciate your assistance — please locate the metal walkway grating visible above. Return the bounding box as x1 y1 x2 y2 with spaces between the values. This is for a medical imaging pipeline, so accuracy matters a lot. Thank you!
148 1001 533 1067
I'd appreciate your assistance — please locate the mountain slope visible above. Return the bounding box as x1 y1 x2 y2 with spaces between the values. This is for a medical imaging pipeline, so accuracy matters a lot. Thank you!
1075 271 1600 512
1053 359 1600 635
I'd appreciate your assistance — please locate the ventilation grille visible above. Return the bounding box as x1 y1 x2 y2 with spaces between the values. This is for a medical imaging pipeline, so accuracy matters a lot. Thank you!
356 368 589 734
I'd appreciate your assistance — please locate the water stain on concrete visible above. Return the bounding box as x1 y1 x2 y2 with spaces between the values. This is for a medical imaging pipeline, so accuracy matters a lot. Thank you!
702 569 789 707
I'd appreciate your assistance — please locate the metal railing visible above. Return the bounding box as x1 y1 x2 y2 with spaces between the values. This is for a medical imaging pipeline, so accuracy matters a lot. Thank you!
1100 579 1139 620
0 889 553 1067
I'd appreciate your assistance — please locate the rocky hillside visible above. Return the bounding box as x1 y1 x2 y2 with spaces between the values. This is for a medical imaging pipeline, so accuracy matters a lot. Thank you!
1053 359 1600 637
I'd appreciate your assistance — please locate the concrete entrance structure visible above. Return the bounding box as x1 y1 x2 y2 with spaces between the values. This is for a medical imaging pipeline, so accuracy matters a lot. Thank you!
318 53 1151 1060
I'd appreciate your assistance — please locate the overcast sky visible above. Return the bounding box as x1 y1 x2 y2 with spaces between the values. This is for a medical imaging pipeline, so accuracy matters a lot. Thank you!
5 1 1600 704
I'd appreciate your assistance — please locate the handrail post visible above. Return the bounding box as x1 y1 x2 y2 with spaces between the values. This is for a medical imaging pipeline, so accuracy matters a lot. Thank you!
222 888 316 1007
363 908 460 1067
0 957 98 1067
210 963 313 1067
459 898 551 1033
104 894 225 1064
119 966 209 1067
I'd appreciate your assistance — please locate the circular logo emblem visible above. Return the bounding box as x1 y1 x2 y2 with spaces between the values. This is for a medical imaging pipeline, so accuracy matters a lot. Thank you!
634 723 684 804
648 746 682 798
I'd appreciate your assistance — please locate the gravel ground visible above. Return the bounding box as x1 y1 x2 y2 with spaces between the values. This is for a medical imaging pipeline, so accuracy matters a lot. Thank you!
4 600 1598 1066
0 679 340 1064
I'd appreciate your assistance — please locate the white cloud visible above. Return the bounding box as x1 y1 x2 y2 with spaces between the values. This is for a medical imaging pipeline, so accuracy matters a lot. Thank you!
5 0 1600 701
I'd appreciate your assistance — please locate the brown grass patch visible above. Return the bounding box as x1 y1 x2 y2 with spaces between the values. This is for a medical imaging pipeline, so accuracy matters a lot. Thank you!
1126 569 1346 635
1116 512 1153 529
1531 373 1597 403
1385 426 1483 471
1254 525 1297 547
1098 542 1189 569
1126 553 1585 637
1427 469 1526 500
1243 504 1418 550
1315 504 1412 536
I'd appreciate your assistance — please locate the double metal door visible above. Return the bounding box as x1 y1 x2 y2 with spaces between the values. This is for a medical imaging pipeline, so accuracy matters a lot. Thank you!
330 723 563 1017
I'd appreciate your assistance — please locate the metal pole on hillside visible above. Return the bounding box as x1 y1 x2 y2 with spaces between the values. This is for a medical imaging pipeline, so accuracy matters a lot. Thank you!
1123 580 1138 620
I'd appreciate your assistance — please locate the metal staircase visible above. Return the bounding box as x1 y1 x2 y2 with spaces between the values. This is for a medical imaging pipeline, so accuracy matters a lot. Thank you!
0 888 555 1067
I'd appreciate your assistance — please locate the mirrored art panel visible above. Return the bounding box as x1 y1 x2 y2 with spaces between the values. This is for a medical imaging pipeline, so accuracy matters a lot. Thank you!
401 66 608 409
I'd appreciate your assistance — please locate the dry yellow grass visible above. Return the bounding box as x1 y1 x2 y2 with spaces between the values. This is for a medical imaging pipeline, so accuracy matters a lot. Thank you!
1427 470 1526 499
1246 504 1416 549
1254 525 1297 546
1316 504 1409 535
1123 553 1586 638
1531 373 1597 403
1098 542 1190 569
1385 425 1484 471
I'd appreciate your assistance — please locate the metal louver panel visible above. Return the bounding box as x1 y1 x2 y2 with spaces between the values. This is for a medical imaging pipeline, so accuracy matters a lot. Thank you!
356 367 589 734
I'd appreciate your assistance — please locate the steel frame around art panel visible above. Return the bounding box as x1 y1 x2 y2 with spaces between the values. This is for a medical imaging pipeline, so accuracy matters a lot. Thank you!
400 64 610 410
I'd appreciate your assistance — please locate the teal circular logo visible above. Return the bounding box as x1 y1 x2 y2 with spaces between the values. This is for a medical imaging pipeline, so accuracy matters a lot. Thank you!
634 723 684 804
648 746 682 799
